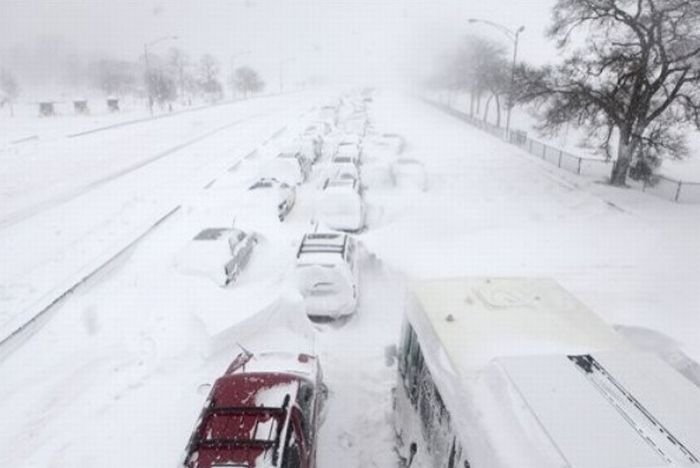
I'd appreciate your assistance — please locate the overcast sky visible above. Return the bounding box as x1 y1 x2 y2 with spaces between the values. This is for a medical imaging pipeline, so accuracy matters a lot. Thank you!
0 0 560 86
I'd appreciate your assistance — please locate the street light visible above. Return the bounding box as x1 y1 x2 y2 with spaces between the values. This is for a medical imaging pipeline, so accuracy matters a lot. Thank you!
279 57 296 94
144 35 179 115
467 18 525 137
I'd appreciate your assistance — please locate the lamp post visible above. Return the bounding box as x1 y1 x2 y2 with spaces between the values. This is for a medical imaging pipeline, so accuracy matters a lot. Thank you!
279 58 296 94
467 18 524 137
143 35 178 115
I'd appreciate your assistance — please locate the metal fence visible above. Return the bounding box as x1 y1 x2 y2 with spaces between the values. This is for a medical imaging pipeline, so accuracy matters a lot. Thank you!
425 99 700 203
635 175 700 203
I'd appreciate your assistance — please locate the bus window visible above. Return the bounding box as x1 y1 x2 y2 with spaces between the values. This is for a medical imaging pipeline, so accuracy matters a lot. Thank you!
399 322 413 376
406 332 424 406
419 377 434 431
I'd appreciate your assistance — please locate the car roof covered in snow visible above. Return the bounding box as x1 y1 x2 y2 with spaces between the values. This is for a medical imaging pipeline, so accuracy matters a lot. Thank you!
225 351 319 380
296 233 348 263
406 277 700 468
193 227 232 241
185 228 237 260
277 151 301 159
323 177 358 190
249 177 285 189
184 352 321 467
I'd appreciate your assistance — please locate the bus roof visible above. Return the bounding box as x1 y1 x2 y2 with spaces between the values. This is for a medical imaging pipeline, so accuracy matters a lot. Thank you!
406 277 700 468
408 276 628 372
496 351 700 467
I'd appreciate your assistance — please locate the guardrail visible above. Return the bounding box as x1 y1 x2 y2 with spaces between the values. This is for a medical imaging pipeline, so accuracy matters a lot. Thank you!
425 99 700 203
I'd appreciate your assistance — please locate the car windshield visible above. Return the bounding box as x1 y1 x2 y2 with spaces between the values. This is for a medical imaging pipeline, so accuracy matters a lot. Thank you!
334 156 352 163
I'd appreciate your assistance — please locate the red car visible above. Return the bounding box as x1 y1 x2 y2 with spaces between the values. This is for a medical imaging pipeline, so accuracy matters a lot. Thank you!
183 351 326 468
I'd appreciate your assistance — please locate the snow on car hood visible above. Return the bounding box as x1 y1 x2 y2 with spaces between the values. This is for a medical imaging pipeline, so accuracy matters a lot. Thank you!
262 158 302 185
316 190 363 223
294 263 354 316
206 292 316 359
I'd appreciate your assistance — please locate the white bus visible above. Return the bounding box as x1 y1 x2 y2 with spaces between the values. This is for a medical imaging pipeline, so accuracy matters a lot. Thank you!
395 277 700 468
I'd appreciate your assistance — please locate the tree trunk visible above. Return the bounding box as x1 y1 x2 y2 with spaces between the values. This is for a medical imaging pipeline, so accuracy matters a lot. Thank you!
494 94 501 127
483 94 493 123
476 93 481 115
611 131 636 186
469 91 474 117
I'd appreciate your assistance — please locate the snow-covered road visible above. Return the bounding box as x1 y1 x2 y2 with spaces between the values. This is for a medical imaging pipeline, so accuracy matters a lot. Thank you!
0 90 698 468
0 91 324 346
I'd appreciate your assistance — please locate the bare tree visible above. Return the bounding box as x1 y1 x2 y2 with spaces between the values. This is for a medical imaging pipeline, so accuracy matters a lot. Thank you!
146 68 177 107
478 50 510 126
429 36 511 125
198 54 223 101
0 68 20 117
167 47 194 103
519 0 700 186
230 66 265 98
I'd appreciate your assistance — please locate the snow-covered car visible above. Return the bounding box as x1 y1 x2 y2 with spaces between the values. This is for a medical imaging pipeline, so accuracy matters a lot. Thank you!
249 177 296 221
303 121 332 161
299 136 322 164
326 160 360 183
372 132 406 155
391 157 427 191
342 117 368 136
335 132 362 147
267 151 312 185
176 227 257 286
332 142 362 167
294 232 359 320
306 120 332 136
319 104 338 124
183 351 326 468
316 178 365 232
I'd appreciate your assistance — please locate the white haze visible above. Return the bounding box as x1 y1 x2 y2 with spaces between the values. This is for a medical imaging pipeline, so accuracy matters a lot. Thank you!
0 0 558 90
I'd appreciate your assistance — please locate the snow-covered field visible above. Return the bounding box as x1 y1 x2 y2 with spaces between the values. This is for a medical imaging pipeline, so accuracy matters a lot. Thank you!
0 90 698 467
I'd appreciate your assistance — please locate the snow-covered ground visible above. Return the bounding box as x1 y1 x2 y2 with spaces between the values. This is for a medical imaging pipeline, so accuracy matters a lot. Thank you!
0 91 326 345
0 90 698 467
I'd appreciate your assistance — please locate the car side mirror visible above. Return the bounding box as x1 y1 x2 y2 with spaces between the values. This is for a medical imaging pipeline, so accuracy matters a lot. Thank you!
385 344 398 367
319 383 329 400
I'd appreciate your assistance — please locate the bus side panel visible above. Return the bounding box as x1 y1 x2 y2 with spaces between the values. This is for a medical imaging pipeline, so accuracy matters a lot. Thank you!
396 320 464 467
